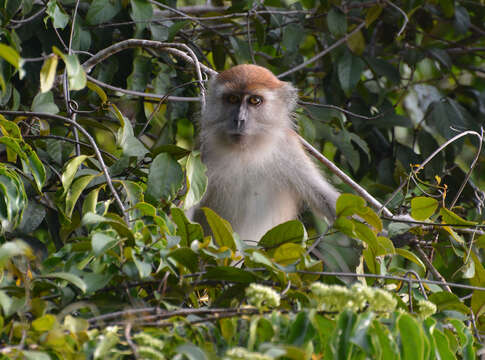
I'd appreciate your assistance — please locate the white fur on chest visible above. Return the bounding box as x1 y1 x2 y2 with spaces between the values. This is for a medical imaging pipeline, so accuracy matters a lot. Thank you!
203 148 299 241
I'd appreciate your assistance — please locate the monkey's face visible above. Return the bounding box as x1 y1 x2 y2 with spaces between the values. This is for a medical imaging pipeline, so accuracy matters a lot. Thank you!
201 65 298 147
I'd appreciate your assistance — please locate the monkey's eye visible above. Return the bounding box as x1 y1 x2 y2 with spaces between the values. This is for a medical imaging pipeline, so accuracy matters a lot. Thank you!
248 95 263 106
226 94 240 104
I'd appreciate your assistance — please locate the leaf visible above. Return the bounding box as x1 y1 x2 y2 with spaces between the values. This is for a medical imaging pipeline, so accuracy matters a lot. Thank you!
282 23 305 52
327 7 347 36
175 343 208 360
40 272 87 293
428 292 470 314
31 91 59 114
130 0 153 33
346 29 365 55
0 115 21 138
397 313 425 360
87 81 108 102
0 166 27 233
146 153 184 204
0 44 22 73
260 220 305 248
86 0 122 25
454 5 470 34
39 54 58 93
338 51 365 96
171 207 204 247
65 174 97 218
46 0 69 29
32 314 57 332
65 54 87 91
61 155 90 195
168 248 199 273
395 248 426 271
133 258 152 278
183 152 208 210
273 242 304 265
91 231 118 256
365 5 383 26
202 207 236 251
439 208 476 226
432 329 455 360
411 197 438 221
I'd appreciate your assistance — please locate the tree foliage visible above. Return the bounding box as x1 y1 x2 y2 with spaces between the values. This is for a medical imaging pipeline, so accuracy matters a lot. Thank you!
0 0 484 358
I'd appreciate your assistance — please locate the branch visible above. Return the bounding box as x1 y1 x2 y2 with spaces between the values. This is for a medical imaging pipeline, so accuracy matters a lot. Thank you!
82 39 217 77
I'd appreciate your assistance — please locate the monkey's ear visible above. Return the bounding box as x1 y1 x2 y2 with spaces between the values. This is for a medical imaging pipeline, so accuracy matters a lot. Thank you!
279 82 298 111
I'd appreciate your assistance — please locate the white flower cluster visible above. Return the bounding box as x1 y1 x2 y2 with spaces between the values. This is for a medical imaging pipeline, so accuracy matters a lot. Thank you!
416 299 437 319
310 283 397 314
225 347 273 360
245 283 281 309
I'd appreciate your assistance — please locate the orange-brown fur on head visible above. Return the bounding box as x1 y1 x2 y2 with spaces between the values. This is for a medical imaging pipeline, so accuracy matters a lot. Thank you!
216 64 284 92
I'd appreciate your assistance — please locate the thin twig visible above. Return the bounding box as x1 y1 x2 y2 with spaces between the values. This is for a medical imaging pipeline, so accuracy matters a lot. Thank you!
299 100 383 120
278 21 366 78
87 75 200 102
414 246 452 293
450 127 484 208
125 323 139 359
383 0 409 37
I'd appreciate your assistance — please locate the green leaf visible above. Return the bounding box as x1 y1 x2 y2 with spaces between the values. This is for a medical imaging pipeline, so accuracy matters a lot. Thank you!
0 115 21 138
86 0 122 25
411 197 438 221
184 151 207 210
91 231 118 256
0 166 27 233
398 313 425 360
439 208 476 226
282 23 305 52
61 155 90 195
31 91 59 114
327 7 347 37
336 193 366 217
175 343 208 360
273 242 304 266
146 153 184 204
0 44 23 74
39 54 58 93
32 314 57 332
40 272 87 293
259 220 305 248
338 51 365 96
432 328 455 360
202 207 236 251
428 292 470 314
46 0 69 29
171 207 204 247
82 185 105 215
133 258 152 278
87 81 108 102
65 54 87 91
65 174 97 218
168 248 199 273
365 5 383 26
203 266 257 283
395 248 426 271
130 0 153 33
0 240 32 267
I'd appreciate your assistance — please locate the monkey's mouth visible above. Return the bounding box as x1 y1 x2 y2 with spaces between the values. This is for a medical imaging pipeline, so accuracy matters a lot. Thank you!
226 130 247 142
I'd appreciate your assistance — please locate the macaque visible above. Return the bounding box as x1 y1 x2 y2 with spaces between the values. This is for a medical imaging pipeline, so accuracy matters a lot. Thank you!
193 64 340 242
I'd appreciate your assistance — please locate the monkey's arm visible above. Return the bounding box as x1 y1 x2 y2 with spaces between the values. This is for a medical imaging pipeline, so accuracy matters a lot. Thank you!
286 132 340 223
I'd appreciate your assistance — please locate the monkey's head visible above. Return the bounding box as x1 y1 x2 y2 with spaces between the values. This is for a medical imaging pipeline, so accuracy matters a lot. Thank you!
201 64 297 147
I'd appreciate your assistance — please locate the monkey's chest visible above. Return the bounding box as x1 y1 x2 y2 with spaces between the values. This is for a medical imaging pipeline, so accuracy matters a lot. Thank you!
206 172 299 241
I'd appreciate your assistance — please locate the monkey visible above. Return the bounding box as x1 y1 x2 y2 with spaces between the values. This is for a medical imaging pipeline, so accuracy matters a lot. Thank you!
192 64 340 242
